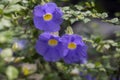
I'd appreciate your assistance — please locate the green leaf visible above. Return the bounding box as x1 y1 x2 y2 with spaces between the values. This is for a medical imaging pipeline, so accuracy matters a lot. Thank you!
4 4 26 13
6 66 19 80
0 48 13 59
0 18 12 29
104 44 110 49
83 18 91 23
9 0 21 4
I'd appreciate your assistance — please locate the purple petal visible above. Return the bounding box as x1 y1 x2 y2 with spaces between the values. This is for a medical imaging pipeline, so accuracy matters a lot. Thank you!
43 47 61 62
77 45 87 57
39 32 51 40
71 34 85 45
43 20 60 32
64 50 82 64
85 74 93 80
85 74 96 80
55 42 65 58
52 8 63 24
17 40 27 49
33 5 45 17
62 48 69 56
0 48 2 53
33 16 60 32
63 46 87 64
44 2 57 13
35 39 48 56
33 16 46 30
79 58 87 64
60 34 72 43
75 47 87 64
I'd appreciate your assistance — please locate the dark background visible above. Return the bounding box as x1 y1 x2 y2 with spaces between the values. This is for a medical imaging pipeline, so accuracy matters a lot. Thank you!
56 0 120 18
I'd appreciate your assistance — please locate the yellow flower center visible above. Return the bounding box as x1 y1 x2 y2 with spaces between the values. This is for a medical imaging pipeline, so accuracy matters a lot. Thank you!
22 67 30 76
48 39 58 46
68 42 77 49
43 13 53 21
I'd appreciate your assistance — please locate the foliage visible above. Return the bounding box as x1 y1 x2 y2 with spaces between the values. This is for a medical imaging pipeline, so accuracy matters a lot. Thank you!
0 0 120 80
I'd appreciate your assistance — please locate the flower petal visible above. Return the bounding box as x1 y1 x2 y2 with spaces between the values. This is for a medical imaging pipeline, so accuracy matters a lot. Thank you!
60 34 72 43
33 16 46 30
79 58 87 64
77 45 87 57
33 5 45 17
70 34 85 45
43 21 60 32
44 2 57 13
39 32 51 40
52 8 63 24
35 39 48 56
33 16 60 32
43 47 61 62
55 43 65 58
64 50 82 64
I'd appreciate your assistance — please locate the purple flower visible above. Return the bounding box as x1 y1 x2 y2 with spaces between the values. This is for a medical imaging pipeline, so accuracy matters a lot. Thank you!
0 48 2 53
33 2 63 32
110 75 120 80
80 72 96 80
16 40 27 49
85 74 96 80
12 39 27 51
35 32 64 62
60 34 87 64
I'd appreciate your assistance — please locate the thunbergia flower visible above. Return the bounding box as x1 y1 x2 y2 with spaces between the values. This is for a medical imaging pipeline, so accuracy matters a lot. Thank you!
0 48 2 53
85 74 96 80
110 75 120 80
80 72 96 80
35 32 64 62
12 39 27 51
61 34 87 64
33 2 63 32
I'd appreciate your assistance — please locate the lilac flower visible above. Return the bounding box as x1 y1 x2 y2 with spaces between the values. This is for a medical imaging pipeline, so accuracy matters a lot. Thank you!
61 34 87 64
110 75 120 80
16 40 27 49
0 48 2 53
85 74 96 80
12 39 27 51
80 72 96 80
33 2 63 32
35 32 64 62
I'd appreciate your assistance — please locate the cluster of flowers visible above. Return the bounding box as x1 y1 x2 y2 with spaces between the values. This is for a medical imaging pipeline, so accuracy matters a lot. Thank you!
33 2 87 64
